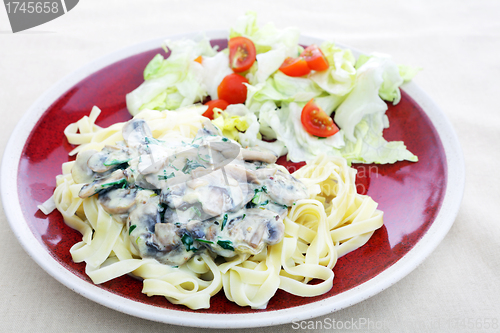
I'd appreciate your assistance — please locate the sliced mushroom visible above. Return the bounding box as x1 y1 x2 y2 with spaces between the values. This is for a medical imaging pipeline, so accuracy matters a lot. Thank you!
200 118 220 136
223 163 260 185
263 170 308 207
241 148 278 164
209 141 241 163
72 149 97 184
138 144 172 175
127 195 195 266
78 169 126 198
195 172 244 216
98 188 137 214
154 223 181 252
128 195 160 237
122 118 153 148
226 208 285 252
87 145 130 173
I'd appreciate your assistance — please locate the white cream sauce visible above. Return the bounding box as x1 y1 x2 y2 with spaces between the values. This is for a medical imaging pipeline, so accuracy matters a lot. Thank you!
75 119 308 266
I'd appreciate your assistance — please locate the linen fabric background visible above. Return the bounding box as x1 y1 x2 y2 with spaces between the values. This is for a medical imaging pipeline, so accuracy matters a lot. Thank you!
1 1 498 332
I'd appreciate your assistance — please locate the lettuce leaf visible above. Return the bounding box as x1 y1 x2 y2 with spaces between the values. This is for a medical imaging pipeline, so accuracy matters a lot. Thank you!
309 41 357 96
398 64 422 82
249 48 287 85
229 11 301 58
259 101 344 162
334 54 400 143
212 103 286 156
341 119 418 164
200 52 233 100
212 105 252 141
334 54 417 163
126 36 216 116
246 71 323 112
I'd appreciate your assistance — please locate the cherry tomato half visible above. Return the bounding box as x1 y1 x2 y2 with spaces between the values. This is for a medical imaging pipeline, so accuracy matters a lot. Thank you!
300 44 329 71
217 73 249 105
229 36 256 73
301 99 339 137
202 99 229 119
279 57 311 77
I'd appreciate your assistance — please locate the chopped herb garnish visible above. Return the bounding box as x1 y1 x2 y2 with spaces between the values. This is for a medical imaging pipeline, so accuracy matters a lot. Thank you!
222 137 229 142
314 136 327 140
100 178 127 188
191 136 203 144
197 152 210 163
103 159 131 167
144 137 164 144
129 225 137 235
158 172 175 181
158 202 168 222
192 206 202 217
242 214 246 220
196 239 214 244
182 159 206 174
274 202 288 209
217 240 234 251
181 233 197 252
246 187 270 208
220 214 228 231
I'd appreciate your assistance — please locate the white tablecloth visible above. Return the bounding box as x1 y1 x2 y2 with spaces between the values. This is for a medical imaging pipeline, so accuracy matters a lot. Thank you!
1 1 499 332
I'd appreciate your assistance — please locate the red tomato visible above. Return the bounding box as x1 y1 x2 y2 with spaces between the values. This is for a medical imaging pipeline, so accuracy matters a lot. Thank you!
202 99 229 119
217 73 249 105
279 57 311 77
300 44 329 71
229 36 256 73
301 99 339 137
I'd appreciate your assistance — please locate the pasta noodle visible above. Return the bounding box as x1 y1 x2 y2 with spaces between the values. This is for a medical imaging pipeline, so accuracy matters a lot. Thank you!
50 106 383 309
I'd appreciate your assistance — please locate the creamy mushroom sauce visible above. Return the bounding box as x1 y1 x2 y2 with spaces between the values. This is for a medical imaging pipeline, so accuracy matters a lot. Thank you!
76 118 308 266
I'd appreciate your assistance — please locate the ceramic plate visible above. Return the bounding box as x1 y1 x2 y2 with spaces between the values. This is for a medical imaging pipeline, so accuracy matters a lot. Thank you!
1 31 465 328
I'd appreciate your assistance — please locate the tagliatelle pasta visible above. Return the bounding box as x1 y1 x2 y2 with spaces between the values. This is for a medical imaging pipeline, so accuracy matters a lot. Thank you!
46 106 383 310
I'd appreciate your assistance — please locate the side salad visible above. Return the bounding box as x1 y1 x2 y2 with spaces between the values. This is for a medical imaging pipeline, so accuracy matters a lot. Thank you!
126 12 420 164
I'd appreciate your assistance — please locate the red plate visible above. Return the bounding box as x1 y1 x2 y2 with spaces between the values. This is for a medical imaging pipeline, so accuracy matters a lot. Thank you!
15 39 447 317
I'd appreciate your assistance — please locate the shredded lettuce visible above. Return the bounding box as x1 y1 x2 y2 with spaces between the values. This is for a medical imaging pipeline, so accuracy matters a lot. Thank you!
229 11 301 58
126 36 216 116
259 101 344 162
246 71 323 112
309 42 357 97
341 118 418 164
200 52 233 100
249 48 287 85
126 12 420 165
398 64 422 82
214 103 286 156
334 56 392 143
212 105 252 141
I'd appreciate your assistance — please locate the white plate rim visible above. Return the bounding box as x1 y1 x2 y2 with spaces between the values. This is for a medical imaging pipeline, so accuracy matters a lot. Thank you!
1 30 465 328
